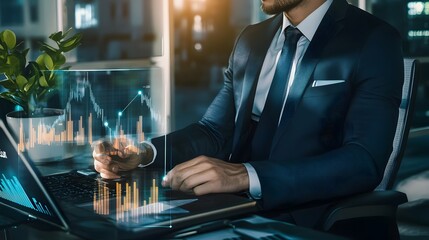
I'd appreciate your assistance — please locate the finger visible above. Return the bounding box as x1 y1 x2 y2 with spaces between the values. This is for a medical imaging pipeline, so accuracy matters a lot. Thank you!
94 159 119 173
100 171 121 179
113 137 128 151
124 145 139 156
169 162 213 190
192 181 220 195
176 171 211 192
92 150 112 165
172 156 209 173
118 145 136 159
94 161 120 179
115 156 141 171
162 156 213 188
92 141 108 154
162 170 172 187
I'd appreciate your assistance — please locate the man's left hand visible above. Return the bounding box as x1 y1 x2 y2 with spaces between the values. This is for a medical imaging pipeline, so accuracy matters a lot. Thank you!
161 156 249 195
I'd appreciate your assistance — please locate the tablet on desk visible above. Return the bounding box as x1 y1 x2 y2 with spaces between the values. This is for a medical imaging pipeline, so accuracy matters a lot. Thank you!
0 119 257 239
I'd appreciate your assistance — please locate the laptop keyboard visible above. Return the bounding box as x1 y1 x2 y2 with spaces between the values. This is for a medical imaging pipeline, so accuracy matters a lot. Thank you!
43 171 112 204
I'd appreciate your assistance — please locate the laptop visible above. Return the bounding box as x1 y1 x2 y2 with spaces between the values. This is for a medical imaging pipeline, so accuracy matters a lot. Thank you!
0 119 257 239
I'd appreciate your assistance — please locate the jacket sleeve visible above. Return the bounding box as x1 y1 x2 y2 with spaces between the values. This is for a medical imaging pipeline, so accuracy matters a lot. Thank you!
150 49 238 170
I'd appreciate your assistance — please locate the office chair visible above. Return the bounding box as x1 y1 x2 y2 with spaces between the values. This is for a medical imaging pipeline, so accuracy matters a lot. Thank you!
314 59 419 239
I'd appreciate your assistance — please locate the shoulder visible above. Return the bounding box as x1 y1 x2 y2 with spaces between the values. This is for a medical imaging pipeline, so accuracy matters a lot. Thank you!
344 4 401 41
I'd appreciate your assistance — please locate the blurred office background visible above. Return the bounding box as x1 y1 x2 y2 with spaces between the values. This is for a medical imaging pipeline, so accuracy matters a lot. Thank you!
0 0 429 238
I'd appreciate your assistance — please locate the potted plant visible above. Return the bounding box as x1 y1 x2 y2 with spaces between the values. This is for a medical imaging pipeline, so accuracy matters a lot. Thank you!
0 28 82 162
0 28 82 116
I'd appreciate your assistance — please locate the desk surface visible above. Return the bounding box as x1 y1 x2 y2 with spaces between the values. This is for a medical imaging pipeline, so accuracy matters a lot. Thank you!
2 215 347 240
1 154 345 240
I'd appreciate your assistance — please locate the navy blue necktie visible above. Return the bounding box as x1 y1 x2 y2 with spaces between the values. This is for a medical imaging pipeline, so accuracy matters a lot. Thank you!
251 27 302 161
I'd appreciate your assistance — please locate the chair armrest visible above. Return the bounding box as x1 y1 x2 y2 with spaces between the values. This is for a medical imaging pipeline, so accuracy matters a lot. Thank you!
321 191 407 231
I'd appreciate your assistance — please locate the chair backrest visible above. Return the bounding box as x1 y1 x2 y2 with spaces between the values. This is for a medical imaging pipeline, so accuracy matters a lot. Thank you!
376 59 419 190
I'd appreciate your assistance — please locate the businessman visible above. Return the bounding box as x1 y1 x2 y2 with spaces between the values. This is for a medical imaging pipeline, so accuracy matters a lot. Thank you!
93 0 403 215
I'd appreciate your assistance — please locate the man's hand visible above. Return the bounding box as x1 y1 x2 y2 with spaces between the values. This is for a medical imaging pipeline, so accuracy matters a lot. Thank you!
161 156 249 195
92 138 142 179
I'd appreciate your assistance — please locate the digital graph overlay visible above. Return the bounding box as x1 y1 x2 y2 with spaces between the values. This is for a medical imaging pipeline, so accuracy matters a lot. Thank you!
93 179 162 223
0 174 52 216
16 73 163 152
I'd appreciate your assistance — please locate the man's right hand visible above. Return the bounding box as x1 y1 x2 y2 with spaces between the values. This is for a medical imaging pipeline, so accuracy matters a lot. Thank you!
92 138 145 179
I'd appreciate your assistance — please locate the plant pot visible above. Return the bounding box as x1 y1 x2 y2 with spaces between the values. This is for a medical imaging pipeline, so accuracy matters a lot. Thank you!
6 108 67 163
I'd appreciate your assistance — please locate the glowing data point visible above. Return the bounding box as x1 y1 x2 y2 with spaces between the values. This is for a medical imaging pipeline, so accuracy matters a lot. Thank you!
138 91 142 95
118 112 123 117
104 122 109 127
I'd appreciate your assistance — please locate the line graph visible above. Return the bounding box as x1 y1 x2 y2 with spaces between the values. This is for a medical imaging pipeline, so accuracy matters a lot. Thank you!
14 70 166 154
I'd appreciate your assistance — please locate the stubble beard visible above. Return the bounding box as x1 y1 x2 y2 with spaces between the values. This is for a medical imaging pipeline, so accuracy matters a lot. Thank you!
261 0 303 15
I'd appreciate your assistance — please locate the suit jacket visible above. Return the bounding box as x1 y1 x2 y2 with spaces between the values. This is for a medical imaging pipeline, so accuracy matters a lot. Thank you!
153 0 404 211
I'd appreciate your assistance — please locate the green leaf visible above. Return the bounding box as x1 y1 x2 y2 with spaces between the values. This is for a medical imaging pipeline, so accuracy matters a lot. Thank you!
6 55 19 66
24 76 34 92
6 55 21 76
49 31 63 42
16 75 28 90
28 75 36 85
11 51 27 73
35 54 45 69
39 43 58 55
59 33 82 52
39 75 49 87
61 38 77 48
46 71 56 85
26 61 41 81
0 92 25 108
43 54 54 70
0 79 17 90
25 76 36 93
55 54 66 66
1 29 16 49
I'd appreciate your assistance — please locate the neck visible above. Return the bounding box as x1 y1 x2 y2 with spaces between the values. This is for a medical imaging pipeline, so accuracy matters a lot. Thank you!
284 0 327 26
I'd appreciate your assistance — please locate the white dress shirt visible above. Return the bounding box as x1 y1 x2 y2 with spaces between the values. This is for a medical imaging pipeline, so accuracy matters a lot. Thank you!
243 0 333 199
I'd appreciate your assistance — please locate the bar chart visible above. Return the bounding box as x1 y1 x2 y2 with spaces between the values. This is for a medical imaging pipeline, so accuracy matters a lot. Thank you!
93 179 164 223
13 70 165 158
0 174 52 216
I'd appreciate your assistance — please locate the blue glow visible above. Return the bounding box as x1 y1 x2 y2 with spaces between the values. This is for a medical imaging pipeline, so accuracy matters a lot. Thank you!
14 105 23 111
138 91 142 95
104 122 108 127
118 112 122 117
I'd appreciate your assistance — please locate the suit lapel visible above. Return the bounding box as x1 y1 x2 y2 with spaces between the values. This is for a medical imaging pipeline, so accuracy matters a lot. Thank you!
231 15 282 162
271 0 349 150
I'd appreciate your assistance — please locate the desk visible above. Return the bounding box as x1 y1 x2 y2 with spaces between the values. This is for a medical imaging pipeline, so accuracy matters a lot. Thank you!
2 216 348 240
1 155 345 240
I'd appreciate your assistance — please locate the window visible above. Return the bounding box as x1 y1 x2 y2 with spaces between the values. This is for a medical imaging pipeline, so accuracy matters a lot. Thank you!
63 0 163 62
75 3 98 29
0 0 24 25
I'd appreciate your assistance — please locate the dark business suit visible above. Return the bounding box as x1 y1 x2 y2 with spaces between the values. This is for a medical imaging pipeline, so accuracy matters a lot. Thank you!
154 0 403 212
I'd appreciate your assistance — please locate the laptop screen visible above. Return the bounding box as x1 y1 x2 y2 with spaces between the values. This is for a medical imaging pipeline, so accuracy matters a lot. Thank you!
0 120 68 230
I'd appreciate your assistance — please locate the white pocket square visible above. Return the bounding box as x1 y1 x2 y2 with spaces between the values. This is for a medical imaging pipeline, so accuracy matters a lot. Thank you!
312 80 345 87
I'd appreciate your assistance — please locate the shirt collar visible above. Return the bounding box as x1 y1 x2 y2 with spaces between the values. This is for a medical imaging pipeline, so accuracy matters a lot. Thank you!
281 0 333 41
